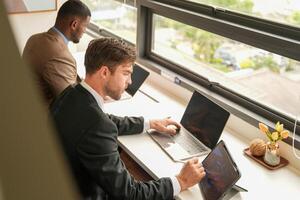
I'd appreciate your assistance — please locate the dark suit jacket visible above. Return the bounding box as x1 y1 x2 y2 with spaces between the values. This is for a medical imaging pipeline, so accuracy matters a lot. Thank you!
23 28 78 105
50 84 173 200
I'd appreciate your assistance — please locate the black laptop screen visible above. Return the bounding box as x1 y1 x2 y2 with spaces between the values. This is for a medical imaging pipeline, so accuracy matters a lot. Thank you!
125 64 150 96
180 91 230 149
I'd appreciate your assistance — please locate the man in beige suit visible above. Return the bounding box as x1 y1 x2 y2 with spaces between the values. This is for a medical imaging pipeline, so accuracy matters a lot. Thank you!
23 0 91 106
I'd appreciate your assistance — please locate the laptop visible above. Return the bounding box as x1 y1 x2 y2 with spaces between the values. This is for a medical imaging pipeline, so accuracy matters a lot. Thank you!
147 91 230 161
199 140 245 200
121 64 150 100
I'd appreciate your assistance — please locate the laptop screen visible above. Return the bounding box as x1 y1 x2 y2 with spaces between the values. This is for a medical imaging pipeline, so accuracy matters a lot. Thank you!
180 91 230 149
199 140 241 200
125 64 150 96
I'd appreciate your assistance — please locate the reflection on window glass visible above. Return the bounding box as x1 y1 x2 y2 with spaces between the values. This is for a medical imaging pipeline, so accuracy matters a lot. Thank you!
82 0 137 43
187 0 300 28
153 14 300 118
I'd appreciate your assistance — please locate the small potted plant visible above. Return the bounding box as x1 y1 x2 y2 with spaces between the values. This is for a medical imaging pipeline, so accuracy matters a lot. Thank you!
258 122 289 166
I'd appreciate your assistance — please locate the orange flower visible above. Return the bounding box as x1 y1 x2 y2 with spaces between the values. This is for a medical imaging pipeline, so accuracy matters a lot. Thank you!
258 121 289 142
259 123 269 133
280 130 289 139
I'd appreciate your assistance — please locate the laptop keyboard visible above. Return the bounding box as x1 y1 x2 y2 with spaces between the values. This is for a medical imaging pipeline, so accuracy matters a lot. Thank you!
150 130 207 155
172 133 207 155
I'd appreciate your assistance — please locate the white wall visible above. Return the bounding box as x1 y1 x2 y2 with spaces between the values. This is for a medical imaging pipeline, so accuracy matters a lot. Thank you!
8 0 67 53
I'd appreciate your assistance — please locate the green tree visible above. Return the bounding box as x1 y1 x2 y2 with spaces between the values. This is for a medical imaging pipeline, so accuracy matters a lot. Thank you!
183 27 222 63
288 11 300 27
155 0 255 72
251 55 281 73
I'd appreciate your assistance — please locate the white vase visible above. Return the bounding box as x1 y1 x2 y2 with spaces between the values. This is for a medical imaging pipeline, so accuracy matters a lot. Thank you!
264 142 280 166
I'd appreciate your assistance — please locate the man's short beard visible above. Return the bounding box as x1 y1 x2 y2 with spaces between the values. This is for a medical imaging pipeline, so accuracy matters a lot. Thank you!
105 85 121 101
73 39 79 43
71 32 79 43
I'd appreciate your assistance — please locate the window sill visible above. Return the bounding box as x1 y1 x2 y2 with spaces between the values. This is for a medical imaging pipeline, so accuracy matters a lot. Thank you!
137 58 300 170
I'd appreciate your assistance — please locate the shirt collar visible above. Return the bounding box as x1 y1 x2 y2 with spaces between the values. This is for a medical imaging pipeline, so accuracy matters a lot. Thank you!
52 27 69 45
80 81 105 111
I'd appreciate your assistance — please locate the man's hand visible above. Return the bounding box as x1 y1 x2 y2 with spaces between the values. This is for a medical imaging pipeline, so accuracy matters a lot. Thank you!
149 117 181 135
176 158 206 191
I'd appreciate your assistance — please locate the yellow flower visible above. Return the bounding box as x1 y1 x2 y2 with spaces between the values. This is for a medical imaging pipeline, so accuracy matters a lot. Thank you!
275 122 283 132
258 121 289 142
259 123 269 133
280 130 289 139
271 132 279 141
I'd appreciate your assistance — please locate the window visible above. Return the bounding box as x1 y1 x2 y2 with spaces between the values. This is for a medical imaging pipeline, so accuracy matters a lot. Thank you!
82 0 137 44
153 15 300 119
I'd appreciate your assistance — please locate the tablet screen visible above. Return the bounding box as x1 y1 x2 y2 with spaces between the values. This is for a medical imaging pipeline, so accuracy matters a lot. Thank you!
199 140 241 200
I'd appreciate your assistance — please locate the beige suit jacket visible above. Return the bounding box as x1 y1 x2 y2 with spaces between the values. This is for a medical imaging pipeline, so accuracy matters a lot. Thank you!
23 28 79 105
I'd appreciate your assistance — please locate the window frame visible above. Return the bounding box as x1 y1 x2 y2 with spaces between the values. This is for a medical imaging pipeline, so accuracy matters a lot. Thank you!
154 0 300 41
142 0 300 61
136 0 300 144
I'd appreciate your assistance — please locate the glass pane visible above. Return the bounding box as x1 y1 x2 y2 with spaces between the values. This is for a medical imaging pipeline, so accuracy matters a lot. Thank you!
153 14 300 118
186 0 300 28
82 0 137 44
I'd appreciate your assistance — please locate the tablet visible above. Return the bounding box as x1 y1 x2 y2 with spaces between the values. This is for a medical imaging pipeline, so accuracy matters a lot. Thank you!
199 140 241 200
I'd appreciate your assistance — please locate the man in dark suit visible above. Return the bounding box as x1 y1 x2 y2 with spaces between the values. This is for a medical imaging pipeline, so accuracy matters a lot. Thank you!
50 38 206 200
23 0 91 106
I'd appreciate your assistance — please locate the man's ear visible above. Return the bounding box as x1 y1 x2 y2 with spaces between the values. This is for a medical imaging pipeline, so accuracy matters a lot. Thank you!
70 19 79 30
98 66 110 79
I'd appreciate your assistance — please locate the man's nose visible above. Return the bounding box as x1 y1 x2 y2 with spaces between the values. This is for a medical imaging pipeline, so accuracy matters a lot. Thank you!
127 76 132 85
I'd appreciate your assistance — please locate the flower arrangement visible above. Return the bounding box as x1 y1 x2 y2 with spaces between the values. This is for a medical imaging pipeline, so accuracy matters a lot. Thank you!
258 122 290 166
258 122 289 143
